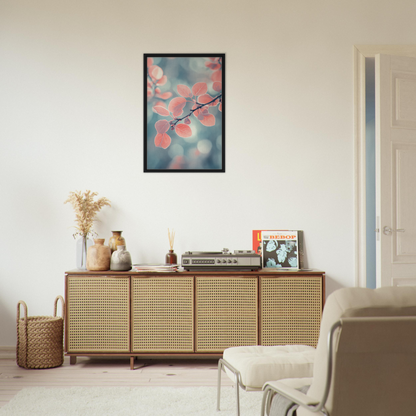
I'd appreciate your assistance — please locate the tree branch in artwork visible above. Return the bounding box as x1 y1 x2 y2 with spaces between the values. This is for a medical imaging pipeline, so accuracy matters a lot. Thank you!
147 57 223 149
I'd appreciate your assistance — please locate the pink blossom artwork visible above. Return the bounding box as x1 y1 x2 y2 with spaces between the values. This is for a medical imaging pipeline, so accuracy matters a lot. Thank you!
144 54 225 172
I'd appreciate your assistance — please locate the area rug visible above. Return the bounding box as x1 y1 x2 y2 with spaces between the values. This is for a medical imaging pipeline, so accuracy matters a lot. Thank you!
0 386 263 416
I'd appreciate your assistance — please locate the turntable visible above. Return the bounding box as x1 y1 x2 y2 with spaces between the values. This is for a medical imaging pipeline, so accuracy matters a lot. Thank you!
181 248 261 271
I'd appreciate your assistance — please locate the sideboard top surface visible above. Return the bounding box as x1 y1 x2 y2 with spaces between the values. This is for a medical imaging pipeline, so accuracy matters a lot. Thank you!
65 269 325 276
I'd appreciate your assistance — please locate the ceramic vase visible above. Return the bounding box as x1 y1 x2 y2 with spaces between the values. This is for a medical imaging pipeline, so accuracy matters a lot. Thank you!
76 237 93 270
86 239 111 271
108 231 126 253
110 245 132 271
165 249 177 265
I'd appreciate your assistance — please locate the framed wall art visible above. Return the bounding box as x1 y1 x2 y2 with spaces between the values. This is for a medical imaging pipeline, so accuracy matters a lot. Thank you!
144 53 225 172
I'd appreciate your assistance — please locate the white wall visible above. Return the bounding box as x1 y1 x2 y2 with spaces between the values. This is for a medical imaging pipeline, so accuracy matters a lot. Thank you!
1 0 416 346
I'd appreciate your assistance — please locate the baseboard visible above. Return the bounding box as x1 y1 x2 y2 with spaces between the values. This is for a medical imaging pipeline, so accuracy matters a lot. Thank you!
0 346 15 359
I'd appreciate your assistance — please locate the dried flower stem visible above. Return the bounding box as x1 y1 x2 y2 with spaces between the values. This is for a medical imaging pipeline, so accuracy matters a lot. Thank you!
168 228 175 250
64 190 111 239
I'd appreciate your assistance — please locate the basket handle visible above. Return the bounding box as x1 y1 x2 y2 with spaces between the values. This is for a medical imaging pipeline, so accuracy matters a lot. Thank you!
53 295 65 320
17 300 28 323
16 300 28 368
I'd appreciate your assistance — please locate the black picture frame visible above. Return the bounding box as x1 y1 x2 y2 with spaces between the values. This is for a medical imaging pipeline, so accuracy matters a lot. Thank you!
144 53 225 172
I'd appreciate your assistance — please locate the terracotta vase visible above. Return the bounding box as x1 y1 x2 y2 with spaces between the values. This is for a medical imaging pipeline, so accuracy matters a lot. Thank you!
110 246 132 271
86 239 111 271
108 231 126 254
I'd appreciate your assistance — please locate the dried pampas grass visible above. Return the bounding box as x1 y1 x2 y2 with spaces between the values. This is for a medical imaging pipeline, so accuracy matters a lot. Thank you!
64 190 111 238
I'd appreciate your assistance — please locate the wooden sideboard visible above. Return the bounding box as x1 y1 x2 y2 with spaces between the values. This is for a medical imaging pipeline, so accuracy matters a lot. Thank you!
65 270 325 369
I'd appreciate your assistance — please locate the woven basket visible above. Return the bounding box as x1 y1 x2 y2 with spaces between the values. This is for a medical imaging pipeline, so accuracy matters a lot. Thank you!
16 295 65 369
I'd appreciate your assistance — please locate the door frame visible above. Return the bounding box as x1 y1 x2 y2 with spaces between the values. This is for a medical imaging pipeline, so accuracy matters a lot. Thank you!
353 45 416 288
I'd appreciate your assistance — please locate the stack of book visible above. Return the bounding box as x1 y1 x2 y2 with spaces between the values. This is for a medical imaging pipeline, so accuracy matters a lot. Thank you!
132 264 179 272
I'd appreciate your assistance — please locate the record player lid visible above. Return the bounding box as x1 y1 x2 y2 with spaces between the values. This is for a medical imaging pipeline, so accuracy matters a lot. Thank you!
184 251 223 255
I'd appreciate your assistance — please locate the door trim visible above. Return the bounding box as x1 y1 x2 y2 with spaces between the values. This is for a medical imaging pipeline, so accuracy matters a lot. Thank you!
353 45 416 288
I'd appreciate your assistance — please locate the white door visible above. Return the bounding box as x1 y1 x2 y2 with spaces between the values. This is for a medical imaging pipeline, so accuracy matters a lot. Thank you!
376 54 416 287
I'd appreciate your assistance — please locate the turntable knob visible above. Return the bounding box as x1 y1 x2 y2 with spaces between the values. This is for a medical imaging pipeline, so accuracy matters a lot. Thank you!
222 248 229 254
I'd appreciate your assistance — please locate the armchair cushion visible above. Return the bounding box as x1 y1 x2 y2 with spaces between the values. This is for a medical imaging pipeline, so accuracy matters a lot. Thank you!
223 345 315 389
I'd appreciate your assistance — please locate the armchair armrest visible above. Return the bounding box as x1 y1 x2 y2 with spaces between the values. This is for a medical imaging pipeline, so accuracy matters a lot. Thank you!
265 380 318 406
261 379 325 416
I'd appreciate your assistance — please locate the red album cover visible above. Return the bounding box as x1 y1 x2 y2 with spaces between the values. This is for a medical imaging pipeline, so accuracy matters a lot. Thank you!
252 230 263 256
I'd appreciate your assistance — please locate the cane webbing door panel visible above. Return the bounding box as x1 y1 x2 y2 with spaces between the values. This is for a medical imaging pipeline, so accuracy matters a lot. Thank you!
195 276 258 352
67 276 130 352
132 276 194 352
260 276 322 347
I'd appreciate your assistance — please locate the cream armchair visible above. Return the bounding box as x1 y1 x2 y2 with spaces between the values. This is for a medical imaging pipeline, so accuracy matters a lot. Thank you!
261 286 416 416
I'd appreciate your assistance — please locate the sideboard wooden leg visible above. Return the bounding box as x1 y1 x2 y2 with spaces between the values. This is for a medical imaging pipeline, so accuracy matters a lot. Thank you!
70 356 77 365
130 356 135 370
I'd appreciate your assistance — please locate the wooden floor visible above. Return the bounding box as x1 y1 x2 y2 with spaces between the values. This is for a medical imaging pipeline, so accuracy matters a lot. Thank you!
0 354 234 408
